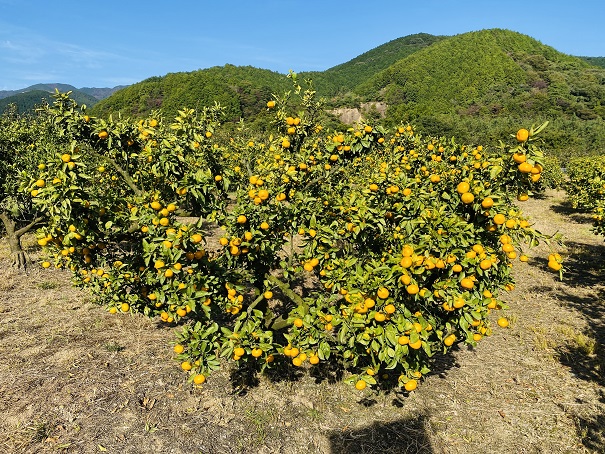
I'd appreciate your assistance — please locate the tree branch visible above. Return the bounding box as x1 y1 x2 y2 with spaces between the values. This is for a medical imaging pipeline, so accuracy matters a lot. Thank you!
89 150 143 197
15 216 44 238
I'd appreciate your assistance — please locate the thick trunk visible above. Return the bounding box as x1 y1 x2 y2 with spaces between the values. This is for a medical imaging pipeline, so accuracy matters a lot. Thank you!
0 211 43 271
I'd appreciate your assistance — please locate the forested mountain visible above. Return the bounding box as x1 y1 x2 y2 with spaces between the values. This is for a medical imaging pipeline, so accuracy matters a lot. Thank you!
18 28 605 156
91 65 290 126
580 57 605 69
300 33 445 101
0 90 53 113
0 83 124 114
354 29 605 154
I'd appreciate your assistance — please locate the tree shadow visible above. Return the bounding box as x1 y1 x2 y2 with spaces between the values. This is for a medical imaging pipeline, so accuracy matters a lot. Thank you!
571 389 605 453
328 414 440 454
550 199 595 224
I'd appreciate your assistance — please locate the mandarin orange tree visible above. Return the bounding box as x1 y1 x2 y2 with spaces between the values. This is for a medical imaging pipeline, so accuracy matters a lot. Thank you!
565 155 605 239
0 104 62 268
26 82 556 391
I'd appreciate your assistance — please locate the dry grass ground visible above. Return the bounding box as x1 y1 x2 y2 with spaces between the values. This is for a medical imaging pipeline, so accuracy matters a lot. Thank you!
1 189 604 453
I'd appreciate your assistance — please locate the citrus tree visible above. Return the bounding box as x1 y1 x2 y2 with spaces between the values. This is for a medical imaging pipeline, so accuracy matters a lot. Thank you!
26 82 559 391
565 155 605 239
0 104 59 268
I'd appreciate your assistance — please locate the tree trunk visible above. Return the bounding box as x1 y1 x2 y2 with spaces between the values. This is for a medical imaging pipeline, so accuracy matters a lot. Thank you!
0 211 43 271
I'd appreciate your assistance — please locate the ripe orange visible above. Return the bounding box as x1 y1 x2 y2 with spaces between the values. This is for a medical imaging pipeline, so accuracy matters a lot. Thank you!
234 347 245 357
174 344 185 354
377 288 389 299
460 192 475 204
456 181 470 194
516 128 529 142
237 215 247 224
406 284 419 295
493 214 506 225
481 197 494 209
98 130 108 139
409 339 422 350
497 317 509 328
518 162 533 173
404 379 418 392
193 374 206 385
251 348 263 358
548 260 562 271
355 379 367 390
266 100 276 108
181 361 192 371
460 278 474 289
61 153 71 163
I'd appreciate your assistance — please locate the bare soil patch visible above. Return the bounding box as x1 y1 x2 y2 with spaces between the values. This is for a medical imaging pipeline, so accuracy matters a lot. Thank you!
1 189 604 453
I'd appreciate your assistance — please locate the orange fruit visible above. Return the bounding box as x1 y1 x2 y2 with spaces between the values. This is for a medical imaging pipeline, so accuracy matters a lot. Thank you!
516 128 529 142
481 197 494 209
181 361 192 371
548 260 562 271
404 379 418 392
193 374 206 385
512 152 526 163
234 347 245 357
518 162 533 173
355 379 367 390
460 192 474 204
98 130 108 139
374 312 386 322
377 288 389 299
409 339 422 350
267 100 276 108
460 278 474 289
493 214 506 225
497 317 509 328
174 344 185 354
237 215 247 224
456 181 470 194
406 284 419 295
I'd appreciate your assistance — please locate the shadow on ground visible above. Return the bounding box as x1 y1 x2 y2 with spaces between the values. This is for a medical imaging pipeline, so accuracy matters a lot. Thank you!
548 198 605 452
328 414 439 454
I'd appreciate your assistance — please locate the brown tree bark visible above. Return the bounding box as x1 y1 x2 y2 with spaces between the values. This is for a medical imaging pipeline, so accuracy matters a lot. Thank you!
0 211 43 270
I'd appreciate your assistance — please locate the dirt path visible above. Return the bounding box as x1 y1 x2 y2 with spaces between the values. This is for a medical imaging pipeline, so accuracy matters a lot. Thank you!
1 189 604 454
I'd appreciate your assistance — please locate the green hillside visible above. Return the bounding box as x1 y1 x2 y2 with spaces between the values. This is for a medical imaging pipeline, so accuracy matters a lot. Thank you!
354 29 605 154
91 65 290 124
580 56 605 69
301 33 445 100
0 90 53 114
0 85 99 113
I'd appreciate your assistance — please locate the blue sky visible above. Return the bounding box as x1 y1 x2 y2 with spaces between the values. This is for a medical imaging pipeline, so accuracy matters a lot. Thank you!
0 0 603 90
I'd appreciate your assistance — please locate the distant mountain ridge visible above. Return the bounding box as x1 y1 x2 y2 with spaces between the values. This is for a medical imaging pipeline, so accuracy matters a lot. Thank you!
0 83 126 102
0 83 127 114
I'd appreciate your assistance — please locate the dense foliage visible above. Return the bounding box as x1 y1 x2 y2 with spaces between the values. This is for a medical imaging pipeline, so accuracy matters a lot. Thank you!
22 84 561 391
565 156 605 239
